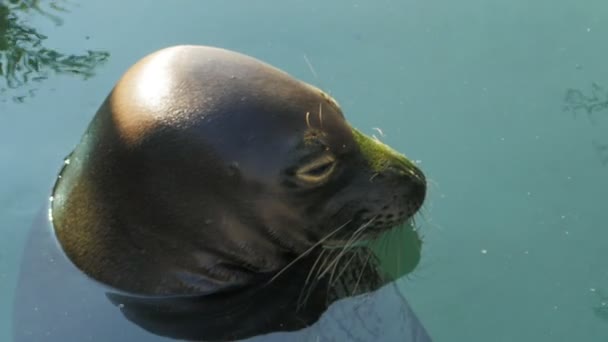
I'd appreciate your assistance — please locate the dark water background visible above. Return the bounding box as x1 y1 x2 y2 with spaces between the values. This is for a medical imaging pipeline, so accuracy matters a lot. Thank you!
1 0 607 340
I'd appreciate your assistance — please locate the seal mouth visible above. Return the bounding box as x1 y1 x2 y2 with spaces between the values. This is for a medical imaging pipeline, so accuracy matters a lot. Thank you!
332 171 425 245
323 211 418 248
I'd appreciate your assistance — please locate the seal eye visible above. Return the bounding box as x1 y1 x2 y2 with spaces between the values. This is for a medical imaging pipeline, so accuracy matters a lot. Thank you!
296 154 336 184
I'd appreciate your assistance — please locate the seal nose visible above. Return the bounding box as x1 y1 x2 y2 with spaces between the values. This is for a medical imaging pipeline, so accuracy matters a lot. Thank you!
387 164 427 211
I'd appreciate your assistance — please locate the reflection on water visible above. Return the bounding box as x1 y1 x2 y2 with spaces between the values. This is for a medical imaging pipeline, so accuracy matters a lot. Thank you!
563 83 608 165
564 83 608 123
14 201 428 341
0 0 109 103
105 228 422 341
592 289 608 323
591 140 608 166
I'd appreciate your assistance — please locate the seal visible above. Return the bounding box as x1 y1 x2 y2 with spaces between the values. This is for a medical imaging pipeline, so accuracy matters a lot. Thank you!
17 45 428 341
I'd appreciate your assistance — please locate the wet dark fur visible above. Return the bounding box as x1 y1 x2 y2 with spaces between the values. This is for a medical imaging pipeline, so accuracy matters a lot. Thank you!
48 45 426 341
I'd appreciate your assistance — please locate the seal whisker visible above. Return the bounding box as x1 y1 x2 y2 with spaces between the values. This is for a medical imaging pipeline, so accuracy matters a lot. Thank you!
351 247 374 296
329 234 367 288
303 247 328 288
321 218 376 301
370 227 388 274
317 217 376 281
296 247 328 310
325 232 365 294
319 217 375 278
393 226 402 279
372 127 385 138
305 111 311 129
303 54 318 80
318 102 324 129
299 246 349 309
426 176 441 190
265 219 352 285
410 217 425 255
299 218 374 308
297 248 340 310
303 250 344 308
369 172 379 182
313 248 334 282
416 207 444 233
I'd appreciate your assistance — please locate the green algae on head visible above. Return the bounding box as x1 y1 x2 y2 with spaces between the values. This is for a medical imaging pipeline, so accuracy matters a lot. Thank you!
345 127 425 280
351 127 423 181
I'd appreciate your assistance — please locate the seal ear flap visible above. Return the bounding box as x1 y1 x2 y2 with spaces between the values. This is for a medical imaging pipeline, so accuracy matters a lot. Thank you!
295 154 336 185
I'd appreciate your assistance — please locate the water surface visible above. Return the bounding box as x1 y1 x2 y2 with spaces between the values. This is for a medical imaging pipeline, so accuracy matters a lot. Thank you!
2 0 608 341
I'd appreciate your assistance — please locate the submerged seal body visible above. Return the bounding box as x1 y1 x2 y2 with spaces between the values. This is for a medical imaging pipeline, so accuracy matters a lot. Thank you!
18 45 428 341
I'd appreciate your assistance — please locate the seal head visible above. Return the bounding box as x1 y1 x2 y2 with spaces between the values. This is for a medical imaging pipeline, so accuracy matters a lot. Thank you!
51 45 425 299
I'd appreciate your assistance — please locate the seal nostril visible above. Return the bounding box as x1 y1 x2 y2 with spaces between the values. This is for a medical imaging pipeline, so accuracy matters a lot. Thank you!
401 178 426 204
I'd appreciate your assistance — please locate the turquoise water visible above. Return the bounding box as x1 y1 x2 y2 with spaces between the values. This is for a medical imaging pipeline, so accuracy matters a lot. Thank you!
1 0 608 341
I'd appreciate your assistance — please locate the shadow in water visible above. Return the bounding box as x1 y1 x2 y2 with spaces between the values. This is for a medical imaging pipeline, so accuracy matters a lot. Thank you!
107 223 423 341
14 208 426 341
0 0 109 103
